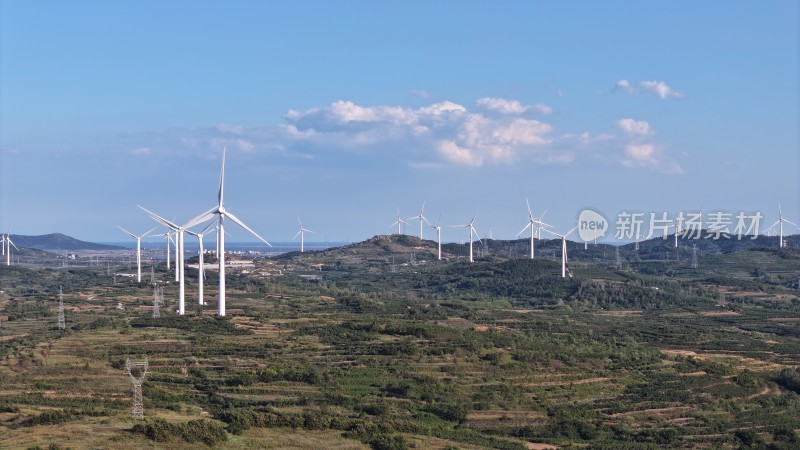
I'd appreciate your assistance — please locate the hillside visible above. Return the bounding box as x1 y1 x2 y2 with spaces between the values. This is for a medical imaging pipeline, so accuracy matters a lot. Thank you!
9 233 126 251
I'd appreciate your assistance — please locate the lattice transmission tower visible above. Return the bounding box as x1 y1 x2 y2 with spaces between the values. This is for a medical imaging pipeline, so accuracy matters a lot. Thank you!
57 286 65 330
126 358 149 419
152 286 161 318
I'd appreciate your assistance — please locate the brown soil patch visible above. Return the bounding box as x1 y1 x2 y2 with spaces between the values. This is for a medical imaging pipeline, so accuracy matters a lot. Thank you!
699 310 740 317
610 406 693 418
595 310 642 317
526 444 559 450
525 377 610 387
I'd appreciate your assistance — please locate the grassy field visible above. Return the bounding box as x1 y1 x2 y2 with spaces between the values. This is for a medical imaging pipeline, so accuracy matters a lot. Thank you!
1 237 799 449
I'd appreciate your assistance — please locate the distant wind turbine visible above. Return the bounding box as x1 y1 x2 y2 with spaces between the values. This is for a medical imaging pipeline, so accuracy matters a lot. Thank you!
139 207 208 315
544 226 578 278
770 203 798 248
185 148 272 317
452 211 481 263
407 202 431 240
4 230 19 266
389 209 409 236
430 213 443 260
516 198 550 259
293 217 315 253
117 226 157 283
185 222 215 306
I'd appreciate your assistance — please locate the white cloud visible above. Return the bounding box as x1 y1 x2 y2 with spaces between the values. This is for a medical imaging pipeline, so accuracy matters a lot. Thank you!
439 140 484 166
123 97 681 174
614 79 635 94
533 103 553 115
616 118 653 136
475 97 552 115
476 97 529 115
613 79 684 99
640 80 684 99
285 99 554 167
130 147 151 156
621 143 684 174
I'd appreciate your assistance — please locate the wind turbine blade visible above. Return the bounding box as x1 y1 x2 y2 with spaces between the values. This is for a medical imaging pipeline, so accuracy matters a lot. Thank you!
200 221 216 235
223 210 272 247
292 230 302 240
305 228 315 234
770 220 781 229
117 226 137 239
542 228 562 239
564 226 578 238
525 198 533 218
516 223 532 237
470 210 479 224
784 219 799 227
450 224 468 228
539 210 548 220
141 226 159 238
138 205 179 230
219 147 226 207
185 205 218 229
8 240 19 251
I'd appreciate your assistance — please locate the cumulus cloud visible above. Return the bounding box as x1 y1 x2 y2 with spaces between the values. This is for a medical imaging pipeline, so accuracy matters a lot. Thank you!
122 97 683 174
613 79 684 99
475 97 552 115
616 118 653 136
285 100 555 167
614 79 635 94
640 80 684 99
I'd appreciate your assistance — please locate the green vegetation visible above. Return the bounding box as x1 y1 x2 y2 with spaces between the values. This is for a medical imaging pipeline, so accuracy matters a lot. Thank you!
1 235 799 448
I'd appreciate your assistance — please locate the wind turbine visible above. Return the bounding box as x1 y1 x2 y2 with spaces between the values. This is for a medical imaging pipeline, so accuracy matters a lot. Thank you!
4 231 18 266
770 203 798 248
293 217 315 253
185 222 215 306
452 211 481 263
389 209 409 235
138 207 207 315
117 226 157 283
544 226 578 278
430 214 443 260
185 148 272 317
0 234 4 256
407 202 431 239
516 198 550 259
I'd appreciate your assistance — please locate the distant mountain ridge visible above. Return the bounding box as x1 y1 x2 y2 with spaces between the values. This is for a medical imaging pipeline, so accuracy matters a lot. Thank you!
9 233 126 251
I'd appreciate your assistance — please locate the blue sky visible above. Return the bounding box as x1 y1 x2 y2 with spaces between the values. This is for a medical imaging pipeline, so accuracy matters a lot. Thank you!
1 1 798 244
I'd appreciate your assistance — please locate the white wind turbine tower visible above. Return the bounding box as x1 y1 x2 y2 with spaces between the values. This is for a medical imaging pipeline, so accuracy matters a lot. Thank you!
544 226 578 278
185 148 271 317
407 202 431 239
770 203 798 248
293 217 314 253
516 199 550 259
430 214 443 260
0 234 4 256
389 209 409 235
4 230 18 266
139 207 209 315
452 211 481 263
185 222 215 306
117 226 157 283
